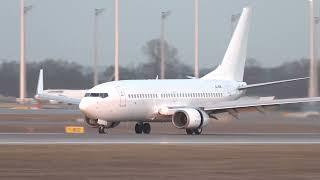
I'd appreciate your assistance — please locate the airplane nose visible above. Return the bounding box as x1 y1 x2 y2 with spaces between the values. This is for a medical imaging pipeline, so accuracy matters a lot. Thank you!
79 98 97 119
79 100 90 114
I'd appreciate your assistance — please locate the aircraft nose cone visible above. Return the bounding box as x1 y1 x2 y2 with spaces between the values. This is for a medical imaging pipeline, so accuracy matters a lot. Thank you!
79 99 97 119
79 100 89 114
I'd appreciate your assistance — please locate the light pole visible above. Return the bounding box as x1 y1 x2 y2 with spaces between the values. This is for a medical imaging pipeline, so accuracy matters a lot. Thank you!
230 13 241 39
308 0 318 97
194 0 199 78
114 0 119 81
93 8 105 86
160 11 171 79
19 0 32 102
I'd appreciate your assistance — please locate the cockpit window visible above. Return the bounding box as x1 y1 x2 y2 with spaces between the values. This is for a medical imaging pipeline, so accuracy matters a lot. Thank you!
91 93 100 97
100 93 108 98
84 93 108 98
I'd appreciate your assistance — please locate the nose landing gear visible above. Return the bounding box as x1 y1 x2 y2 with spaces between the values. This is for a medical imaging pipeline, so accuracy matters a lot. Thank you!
98 126 107 134
135 122 151 134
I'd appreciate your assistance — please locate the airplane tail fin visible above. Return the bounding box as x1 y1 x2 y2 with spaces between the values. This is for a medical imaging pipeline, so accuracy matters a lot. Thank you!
201 7 252 82
37 69 43 94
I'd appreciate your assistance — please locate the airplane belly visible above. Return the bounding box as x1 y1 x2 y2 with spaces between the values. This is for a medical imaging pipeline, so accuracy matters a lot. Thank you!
100 100 155 122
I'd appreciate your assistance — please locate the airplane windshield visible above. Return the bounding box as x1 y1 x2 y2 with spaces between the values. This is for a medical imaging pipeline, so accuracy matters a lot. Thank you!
85 93 108 98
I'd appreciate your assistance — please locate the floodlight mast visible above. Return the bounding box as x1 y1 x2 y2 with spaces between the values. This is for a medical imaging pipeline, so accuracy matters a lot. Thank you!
230 13 241 39
308 0 318 97
114 0 119 81
19 0 32 102
160 11 171 79
194 0 199 78
93 8 105 86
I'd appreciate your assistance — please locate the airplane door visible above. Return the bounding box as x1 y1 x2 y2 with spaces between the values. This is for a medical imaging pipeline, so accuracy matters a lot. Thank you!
116 86 126 107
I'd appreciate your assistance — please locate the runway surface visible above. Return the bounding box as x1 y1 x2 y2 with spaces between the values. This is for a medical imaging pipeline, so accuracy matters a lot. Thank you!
1 133 320 144
0 110 320 179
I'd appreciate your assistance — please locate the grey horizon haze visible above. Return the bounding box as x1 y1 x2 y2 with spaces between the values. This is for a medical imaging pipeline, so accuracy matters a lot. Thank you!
0 0 318 69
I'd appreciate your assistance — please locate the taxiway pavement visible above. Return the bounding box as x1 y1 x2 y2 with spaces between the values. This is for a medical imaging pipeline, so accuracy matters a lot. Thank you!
0 133 320 144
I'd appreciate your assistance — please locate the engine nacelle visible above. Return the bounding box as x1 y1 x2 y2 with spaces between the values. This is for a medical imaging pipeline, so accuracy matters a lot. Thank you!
172 108 209 129
97 119 120 128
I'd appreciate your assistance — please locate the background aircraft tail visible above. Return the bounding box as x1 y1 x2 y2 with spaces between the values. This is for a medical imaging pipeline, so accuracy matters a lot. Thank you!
201 7 252 82
37 69 43 94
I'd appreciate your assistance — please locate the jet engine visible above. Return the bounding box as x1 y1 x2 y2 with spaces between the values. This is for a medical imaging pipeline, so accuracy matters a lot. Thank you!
172 108 209 129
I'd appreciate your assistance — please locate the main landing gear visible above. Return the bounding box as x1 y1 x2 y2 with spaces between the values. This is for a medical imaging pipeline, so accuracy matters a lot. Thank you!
186 128 202 135
135 122 151 134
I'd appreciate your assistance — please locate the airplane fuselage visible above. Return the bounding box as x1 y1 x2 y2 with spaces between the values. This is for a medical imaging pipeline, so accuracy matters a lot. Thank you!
79 79 246 122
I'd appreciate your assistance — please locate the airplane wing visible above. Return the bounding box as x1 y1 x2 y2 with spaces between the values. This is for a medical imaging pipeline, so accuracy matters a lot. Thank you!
238 77 309 90
159 97 320 117
204 97 320 115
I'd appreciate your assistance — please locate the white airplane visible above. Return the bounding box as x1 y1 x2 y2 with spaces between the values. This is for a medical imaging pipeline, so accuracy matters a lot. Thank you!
37 7 320 135
35 69 86 105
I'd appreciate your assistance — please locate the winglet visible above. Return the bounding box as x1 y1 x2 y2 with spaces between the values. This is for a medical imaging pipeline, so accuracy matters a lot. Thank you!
37 69 44 94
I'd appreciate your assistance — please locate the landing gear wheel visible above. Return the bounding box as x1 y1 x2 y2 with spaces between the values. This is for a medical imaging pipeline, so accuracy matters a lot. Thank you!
142 123 151 134
135 123 143 134
98 126 107 134
186 129 194 135
194 128 203 135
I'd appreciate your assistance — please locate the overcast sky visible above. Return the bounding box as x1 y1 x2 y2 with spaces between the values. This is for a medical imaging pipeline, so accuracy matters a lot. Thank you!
0 0 318 68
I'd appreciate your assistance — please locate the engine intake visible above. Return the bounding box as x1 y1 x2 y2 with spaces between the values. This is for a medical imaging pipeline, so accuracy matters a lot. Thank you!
172 108 209 129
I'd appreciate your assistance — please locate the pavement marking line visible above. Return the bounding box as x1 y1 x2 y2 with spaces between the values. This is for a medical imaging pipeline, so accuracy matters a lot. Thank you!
0 133 64 135
1 141 320 145
206 133 320 135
